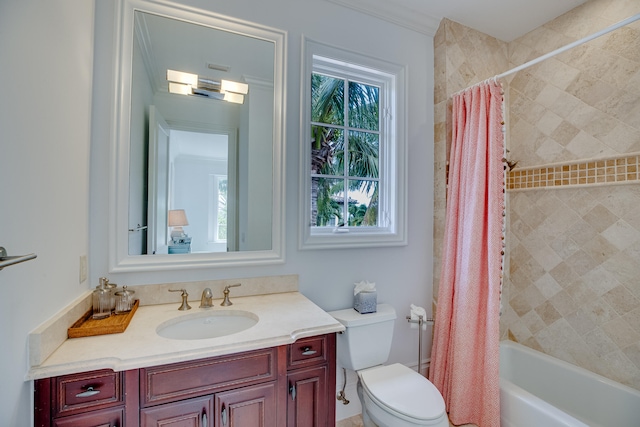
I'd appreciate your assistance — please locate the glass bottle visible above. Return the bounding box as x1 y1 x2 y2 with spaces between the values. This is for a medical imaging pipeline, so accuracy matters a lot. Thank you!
92 278 112 319
102 278 117 312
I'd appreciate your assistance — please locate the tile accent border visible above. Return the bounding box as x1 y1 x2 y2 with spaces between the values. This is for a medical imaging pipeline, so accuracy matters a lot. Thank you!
507 153 640 191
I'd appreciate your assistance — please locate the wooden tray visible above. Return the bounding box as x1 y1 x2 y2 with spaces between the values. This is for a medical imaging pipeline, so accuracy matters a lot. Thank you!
68 300 139 338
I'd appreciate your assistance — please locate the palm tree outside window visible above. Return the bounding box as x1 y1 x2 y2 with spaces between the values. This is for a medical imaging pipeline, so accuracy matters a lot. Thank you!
311 74 380 228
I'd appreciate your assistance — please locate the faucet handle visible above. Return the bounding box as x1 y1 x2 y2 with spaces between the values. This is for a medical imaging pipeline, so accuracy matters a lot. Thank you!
169 289 191 311
220 283 241 306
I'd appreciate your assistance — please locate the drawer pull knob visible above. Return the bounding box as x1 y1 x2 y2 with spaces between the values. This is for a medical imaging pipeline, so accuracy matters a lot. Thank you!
221 404 227 426
290 383 297 400
202 411 208 427
75 386 100 398
301 346 317 356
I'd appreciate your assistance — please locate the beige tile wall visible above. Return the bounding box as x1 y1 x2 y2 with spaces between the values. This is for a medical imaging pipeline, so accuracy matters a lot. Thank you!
504 185 640 389
433 0 640 391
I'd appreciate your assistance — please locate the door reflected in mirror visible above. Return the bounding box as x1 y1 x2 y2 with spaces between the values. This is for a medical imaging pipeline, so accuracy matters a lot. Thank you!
127 10 274 256
145 123 238 256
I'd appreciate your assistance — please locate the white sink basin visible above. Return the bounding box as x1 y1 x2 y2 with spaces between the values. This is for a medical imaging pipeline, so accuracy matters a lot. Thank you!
157 310 258 340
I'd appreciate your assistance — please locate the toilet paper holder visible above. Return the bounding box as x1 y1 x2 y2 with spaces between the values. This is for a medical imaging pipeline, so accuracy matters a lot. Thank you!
406 314 434 376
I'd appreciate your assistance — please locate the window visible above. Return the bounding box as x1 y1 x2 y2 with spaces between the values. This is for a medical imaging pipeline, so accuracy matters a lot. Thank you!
209 174 228 244
300 39 407 249
215 176 228 242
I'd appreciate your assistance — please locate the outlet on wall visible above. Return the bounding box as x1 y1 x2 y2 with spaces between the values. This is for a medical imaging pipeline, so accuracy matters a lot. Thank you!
79 255 87 283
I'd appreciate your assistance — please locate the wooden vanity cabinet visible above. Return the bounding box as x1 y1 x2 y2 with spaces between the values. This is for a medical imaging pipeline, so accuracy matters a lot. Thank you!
286 334 336 427
34 333 336 427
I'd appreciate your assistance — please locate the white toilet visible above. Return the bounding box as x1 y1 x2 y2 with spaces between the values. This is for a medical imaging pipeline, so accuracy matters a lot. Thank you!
329 304 448 427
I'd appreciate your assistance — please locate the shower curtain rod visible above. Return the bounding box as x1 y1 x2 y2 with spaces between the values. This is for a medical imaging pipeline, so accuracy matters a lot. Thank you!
452 13 640 97
495 13 640 80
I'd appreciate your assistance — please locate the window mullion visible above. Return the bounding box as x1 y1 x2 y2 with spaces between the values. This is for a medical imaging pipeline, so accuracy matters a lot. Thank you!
342 78 350 226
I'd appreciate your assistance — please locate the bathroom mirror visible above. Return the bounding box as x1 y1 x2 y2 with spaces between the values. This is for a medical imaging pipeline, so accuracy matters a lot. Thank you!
109 0 285 272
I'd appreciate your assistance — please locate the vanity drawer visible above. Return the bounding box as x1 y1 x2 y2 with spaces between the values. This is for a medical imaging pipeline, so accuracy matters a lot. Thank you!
287 335 329 369
52 406 124 427
140 347 279 406
53 370 123 417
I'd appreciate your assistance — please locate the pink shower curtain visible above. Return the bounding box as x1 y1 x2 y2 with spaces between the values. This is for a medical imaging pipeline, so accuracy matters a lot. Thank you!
429 81 505 427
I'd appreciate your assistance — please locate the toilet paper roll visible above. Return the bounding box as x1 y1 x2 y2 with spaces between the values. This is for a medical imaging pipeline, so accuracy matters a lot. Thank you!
409 304 428 330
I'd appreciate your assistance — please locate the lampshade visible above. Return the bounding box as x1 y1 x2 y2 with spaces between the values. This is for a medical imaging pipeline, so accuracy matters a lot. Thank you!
168 82 192 95
168 209 189 227
222 92 245 104
166 69 198 87
220 79 249 95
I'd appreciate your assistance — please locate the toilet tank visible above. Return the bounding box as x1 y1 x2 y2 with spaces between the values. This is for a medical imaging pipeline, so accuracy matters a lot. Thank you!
328 304 396 371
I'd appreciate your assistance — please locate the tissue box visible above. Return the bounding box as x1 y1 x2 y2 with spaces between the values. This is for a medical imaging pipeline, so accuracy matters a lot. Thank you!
354 291 377 314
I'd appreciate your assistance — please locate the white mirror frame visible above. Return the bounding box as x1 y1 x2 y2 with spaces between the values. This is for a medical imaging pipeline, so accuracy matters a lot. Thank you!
109 0 286 272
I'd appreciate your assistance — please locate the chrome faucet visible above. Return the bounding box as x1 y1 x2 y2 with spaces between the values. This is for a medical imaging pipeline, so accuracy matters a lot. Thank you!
168 289 191 310
220 283 241 306
200 288 213 308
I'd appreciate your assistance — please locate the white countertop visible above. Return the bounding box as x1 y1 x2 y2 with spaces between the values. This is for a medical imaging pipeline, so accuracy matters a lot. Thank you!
26 292 344 380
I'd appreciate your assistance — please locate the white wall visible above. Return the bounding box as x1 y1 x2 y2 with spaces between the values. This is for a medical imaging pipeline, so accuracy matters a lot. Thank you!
1 0 433 424
0 1 95 424
92 0 434 348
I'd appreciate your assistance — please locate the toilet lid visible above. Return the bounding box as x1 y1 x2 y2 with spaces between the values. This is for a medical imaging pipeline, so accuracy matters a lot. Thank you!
359 363 445 421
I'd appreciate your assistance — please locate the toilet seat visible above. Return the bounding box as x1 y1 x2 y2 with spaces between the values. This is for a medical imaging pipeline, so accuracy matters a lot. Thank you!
359 363 446 423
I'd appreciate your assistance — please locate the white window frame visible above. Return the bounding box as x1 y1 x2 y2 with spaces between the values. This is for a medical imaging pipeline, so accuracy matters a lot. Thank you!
299 38 407 249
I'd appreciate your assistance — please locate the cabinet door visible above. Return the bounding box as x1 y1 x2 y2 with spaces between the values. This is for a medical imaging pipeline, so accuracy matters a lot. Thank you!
215 381 278 427
287 366 328 427
140 395 213 427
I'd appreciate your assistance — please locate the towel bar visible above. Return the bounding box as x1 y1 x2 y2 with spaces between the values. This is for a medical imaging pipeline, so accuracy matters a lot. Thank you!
0 246 37 270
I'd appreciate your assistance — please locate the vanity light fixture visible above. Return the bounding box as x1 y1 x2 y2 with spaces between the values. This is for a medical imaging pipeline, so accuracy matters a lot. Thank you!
166 69 248 104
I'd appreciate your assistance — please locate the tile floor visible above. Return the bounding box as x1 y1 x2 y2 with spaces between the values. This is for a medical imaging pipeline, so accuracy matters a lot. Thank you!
336 415 364 427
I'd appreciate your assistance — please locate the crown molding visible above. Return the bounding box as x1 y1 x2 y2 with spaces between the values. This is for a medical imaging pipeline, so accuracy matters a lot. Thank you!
326 0 440 36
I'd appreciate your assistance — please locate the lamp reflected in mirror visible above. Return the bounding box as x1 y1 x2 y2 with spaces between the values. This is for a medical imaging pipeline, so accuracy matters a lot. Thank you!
168 209 191 254
168 209 189 241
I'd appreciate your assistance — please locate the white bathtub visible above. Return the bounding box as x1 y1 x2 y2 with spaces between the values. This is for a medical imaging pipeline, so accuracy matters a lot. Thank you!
499 340 640 427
